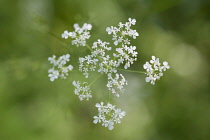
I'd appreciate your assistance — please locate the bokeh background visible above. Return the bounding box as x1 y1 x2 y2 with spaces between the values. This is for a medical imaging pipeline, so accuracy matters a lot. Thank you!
1 0 210 140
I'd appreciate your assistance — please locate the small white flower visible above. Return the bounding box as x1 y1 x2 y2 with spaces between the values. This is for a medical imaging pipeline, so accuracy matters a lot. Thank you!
107 121 114 130
106 26 115 35
93 116 102 124
118 22 124 28
128 18 136 25
145 75 155 85
73 24 80 31
67 65 73 71
128 29 139 39
162 61 170 71
48 69 59 81
143 62 152 72
62 30 69 39
83 23 92 30
48 55 56 65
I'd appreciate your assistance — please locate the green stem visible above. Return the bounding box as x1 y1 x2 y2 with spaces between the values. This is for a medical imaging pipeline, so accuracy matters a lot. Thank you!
108 90 110 103
48 32 71 52
86 43 112 102
88 74 102 87
86 44 94 52
117 68 145 74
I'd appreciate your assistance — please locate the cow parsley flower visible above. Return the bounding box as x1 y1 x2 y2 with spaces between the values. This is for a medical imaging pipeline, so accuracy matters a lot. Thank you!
62 23 92 47
128 18 136 25
78 39 115 78
91 39 112 57
106 73 128 97
106 18 139 69
162 61 170 71
93 102 126 130
48 69 59 81
72 81 92 101
47 18 172 131
78 39 128 97
106 18 139 46
114 44 138 69
48 54 73 81
61 30 69 39
78 19 140 97
78 55 99 78
143 56 170 85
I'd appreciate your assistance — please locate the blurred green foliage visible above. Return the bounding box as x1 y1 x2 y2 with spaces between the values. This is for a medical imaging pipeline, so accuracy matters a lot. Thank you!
0 0 210 140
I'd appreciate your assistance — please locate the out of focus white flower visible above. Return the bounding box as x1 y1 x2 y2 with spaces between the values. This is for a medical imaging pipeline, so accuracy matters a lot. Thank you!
162 61 170 71
61 30 69 39
48 69 59 81
128 18 136 25
72 81 92 101
48 54 73 81
62 23 92 47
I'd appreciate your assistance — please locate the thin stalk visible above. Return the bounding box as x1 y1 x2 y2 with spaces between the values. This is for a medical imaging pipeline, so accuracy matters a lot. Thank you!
108 90 110 103
88 74 102 87
117 68 145 74
48 32 71 52
86 44 94 52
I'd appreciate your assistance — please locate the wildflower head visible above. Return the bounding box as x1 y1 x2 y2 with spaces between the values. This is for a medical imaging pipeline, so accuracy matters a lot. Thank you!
48 54 73 81
62 23 92 47
93 102 126 130
143 56 170 85
72 81 92 101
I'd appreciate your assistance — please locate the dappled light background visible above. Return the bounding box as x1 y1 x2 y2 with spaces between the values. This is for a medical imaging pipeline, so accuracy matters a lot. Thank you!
0 0 210 140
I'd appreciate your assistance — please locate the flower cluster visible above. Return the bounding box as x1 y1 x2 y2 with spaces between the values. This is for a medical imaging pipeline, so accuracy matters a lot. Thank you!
72 81 92 101
48 54 73 81
47 18 170 130
78 39 113 78
78 55 99 78
78 39 129 97
106 18 138 69
143 56 170 85
77 19 139 97
62 23 92 47
107 73 128 97
106 18 139 45
114 44 138 69
93 102 126 130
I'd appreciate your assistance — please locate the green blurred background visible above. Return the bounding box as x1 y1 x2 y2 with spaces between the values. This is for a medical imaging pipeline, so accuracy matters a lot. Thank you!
1 0 210 140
